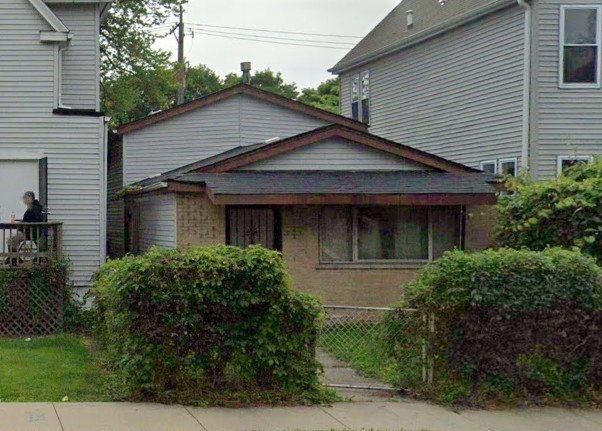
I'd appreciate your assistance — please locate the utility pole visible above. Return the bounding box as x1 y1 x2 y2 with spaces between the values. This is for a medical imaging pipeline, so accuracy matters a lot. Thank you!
176 5 186 105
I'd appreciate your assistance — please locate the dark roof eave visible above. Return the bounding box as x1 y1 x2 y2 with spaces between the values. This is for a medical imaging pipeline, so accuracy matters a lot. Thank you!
330 0 518 74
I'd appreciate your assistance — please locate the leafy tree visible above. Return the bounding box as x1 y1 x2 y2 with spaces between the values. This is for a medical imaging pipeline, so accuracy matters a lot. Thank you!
299 78 340 114
185 64 223 102
224 69 299 99
496 157 602 262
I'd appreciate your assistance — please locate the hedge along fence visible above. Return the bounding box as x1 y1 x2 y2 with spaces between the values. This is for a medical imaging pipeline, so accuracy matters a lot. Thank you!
0 260 70 336
386 248 602 405
92 246 327 405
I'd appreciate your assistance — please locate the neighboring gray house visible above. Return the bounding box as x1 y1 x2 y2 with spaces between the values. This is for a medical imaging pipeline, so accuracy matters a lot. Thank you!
0 0 111 289
331 0 602 179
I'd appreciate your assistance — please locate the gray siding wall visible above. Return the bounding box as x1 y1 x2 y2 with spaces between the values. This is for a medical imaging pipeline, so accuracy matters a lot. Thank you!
123 94 328 184
238 137 431 171
531 0 602 179
137 194 176 252
339 5 526 169
49 3 99 110
0 0 104 288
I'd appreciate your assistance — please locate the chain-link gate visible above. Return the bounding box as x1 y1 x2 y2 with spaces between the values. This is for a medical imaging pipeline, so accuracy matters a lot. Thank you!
319 305 433 391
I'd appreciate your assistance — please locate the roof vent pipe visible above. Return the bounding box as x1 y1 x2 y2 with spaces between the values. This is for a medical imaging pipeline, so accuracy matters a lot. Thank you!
406 10 414 28
241 62 252 84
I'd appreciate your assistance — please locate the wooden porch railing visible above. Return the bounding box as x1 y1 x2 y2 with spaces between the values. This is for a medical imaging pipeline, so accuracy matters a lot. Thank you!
0 223 63 268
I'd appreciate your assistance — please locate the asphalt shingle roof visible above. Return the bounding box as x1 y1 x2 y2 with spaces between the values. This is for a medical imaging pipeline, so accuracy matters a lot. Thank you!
331 0 515 72
172 171 497 195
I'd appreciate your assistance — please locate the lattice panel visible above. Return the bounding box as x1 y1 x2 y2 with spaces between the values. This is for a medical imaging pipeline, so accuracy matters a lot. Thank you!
0 267 66 336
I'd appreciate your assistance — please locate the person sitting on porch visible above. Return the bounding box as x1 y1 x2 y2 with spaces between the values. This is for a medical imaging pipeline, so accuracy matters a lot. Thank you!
5 191 44 254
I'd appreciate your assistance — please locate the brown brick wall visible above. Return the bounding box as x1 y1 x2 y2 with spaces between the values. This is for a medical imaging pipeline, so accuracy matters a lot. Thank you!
174 196 495 307
176 194 226 248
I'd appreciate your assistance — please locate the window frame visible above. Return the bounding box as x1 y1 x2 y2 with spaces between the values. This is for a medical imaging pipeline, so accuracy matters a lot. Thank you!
350 70 371 124
479 160 498 174
498 157 518 176
319 206 463 265
556 155 594 175
559 5 602 89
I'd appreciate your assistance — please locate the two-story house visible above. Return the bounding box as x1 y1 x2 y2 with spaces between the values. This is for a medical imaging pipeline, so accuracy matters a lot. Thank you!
0 0 111 291
331 0 602 179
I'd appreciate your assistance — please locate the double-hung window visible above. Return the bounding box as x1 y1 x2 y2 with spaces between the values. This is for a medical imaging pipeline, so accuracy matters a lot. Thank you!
560 5 602 88
320 206 462 264
351 71 370 124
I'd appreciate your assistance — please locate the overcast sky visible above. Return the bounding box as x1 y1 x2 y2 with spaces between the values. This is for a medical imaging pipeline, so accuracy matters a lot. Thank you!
154 0 399 89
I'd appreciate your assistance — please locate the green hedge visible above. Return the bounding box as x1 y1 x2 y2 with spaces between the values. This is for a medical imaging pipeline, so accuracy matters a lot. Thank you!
496 157 602 262
386 248 602 405
93 246 328 405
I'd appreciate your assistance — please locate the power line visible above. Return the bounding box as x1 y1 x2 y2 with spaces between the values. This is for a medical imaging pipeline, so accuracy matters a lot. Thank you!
186 25 355 46
194 30 351 50
185 22 362 39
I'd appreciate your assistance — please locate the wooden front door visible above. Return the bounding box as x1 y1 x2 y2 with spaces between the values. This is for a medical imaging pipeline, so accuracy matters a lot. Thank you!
226 207 281 251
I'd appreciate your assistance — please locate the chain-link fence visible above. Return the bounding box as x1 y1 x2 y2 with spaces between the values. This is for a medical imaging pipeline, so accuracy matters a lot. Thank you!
319 305 433 390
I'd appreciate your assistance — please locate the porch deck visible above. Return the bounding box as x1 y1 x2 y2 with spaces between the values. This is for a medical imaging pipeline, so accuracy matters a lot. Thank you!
0 222 63 268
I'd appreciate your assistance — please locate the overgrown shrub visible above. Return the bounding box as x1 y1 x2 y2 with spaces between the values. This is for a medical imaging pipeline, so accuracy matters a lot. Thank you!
92 246 328 405
386 248 602 406
497 157 602 262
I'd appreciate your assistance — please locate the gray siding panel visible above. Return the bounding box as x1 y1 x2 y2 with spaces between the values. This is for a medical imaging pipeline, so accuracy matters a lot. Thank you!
0 0 104 287
339 6 526 169
123 94 327 184
532 0 602 179
50 4 99 110
137 194 176 252
238 137 431 171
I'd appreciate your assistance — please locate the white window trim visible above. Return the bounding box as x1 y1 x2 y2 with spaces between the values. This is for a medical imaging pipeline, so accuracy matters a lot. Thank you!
559 5 602 89
498 157 518 176
480 160 498 174
319 206 462 265
556 155 594 175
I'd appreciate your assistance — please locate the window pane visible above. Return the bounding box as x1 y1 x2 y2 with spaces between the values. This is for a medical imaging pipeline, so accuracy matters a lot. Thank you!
360 71 370 100
321 207 352 262
358 207 428 260
351 102 360 121
564 8 598 44
560 158 590 173
361 99 370 125
352 76 360 102
431 207 461 259
481 162 496 174
564 46 597 83
500 160 516 176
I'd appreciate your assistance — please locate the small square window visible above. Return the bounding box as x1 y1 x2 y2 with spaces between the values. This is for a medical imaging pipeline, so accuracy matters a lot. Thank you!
499 158 517 176
557 156 593 175
480 160 497 174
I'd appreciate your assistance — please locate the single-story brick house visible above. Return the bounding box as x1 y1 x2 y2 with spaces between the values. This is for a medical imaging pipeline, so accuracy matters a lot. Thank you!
114 90 498 305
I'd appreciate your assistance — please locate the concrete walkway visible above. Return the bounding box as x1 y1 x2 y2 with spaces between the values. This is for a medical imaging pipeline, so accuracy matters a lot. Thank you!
1 401 601 431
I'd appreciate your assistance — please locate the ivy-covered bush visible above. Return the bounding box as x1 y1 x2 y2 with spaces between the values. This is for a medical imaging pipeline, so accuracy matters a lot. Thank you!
386 248 602 406
93 246 328 405
497 157 602 262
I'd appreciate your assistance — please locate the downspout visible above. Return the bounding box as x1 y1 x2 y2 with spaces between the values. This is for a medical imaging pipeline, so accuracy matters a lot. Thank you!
517 0 532 172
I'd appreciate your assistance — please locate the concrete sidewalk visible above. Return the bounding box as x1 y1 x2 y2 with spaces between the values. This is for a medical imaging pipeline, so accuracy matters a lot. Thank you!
1 401 601 431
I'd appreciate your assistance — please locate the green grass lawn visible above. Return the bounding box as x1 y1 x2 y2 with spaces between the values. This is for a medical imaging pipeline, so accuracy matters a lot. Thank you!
0 334 109 402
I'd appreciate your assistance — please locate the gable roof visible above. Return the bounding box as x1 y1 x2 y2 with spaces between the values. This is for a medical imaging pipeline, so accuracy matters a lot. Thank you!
330 0 517 73
29 0 69 33
130 124 480 189
117 84 368 135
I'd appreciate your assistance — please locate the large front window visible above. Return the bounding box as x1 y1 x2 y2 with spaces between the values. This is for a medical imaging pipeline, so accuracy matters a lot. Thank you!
560 5 601 87
320 206 461 264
